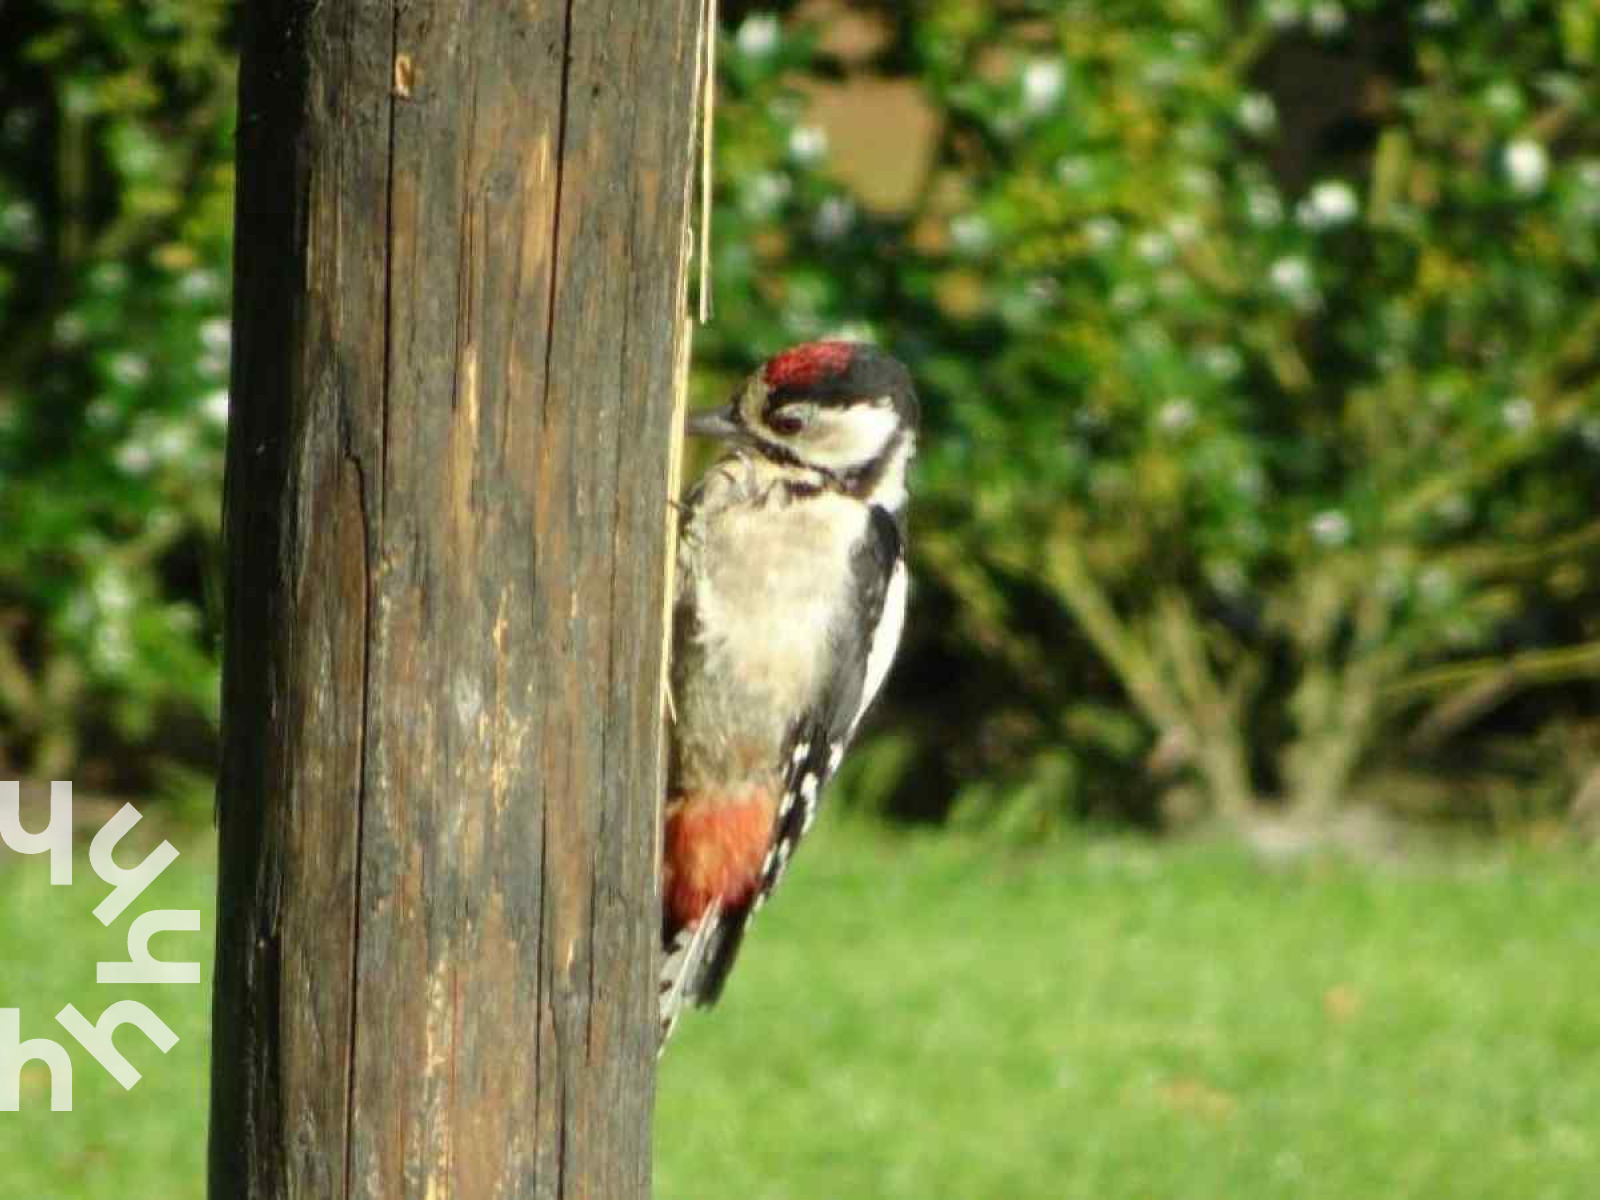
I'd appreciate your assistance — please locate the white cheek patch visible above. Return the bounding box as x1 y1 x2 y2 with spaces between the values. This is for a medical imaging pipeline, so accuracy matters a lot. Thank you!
865 436 913 512
801 399 900 471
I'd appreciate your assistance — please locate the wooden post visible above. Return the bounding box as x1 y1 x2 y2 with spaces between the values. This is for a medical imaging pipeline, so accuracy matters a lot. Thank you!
209 3 705 1196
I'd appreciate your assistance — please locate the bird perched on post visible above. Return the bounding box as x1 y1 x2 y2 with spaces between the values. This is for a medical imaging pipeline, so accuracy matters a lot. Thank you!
659 341 918 1045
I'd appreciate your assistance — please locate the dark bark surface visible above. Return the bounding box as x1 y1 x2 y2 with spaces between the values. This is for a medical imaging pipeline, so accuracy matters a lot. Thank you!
210 4 704 1196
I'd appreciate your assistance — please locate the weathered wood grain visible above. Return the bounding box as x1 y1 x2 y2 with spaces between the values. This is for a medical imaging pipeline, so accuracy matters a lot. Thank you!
210 3 705 1196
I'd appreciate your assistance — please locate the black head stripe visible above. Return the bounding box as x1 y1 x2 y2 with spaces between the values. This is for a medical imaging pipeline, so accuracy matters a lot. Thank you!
749 436 807 470
750 436 846 494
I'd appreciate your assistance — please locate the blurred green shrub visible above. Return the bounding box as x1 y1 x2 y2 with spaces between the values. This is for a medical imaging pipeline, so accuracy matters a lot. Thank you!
0 1 234 779
1 1 1595 829
701 0 1600 829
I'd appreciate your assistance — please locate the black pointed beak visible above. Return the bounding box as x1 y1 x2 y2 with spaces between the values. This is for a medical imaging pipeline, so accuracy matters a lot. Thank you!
685 403 742 440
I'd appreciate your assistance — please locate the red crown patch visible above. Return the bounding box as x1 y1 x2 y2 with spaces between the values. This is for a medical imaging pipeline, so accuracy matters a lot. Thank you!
763 341 855 391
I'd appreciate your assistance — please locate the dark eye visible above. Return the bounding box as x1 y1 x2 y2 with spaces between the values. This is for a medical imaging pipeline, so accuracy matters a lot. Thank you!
769 404 816 436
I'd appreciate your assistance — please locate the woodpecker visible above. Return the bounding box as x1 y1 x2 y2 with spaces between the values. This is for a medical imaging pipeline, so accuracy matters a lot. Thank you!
660 340 918 1044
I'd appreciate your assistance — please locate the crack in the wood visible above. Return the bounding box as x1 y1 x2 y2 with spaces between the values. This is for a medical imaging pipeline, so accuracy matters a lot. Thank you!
338 8 402 1198
539 1 576 430
340 443 376 1200
588 273 635 1061
534 3 577 1191
451 75 480 420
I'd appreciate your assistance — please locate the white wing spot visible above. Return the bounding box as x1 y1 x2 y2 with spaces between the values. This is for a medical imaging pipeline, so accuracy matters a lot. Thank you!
799 772 821 834
853 559 909 737
827 744 844 772
791 742 810 766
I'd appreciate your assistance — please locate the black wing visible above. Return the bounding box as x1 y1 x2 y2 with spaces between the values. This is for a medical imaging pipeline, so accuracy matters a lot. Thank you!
689 504 905 1005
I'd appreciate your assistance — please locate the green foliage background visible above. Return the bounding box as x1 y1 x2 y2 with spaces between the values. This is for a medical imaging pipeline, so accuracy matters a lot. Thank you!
2 0 1597 833
0 0 233 785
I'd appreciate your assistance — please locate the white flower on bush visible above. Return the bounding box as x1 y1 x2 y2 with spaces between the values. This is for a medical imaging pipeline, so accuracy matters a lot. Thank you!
949 213 993 255
164 604 200 635
151 423 196 464
1054 156 1093 188
1110 282 1145 313
735 14 780 58
1375 566 1410 604
1021 59 1066 114
1483 81 1523 121
92 568 134 616
53 312 87 347
1263 0 1300 30
1179 166 1218 199
90 261 128 292
1237 93 1277 136
1157 397 1197 436
115 440 154 475
991 112 1024 140
1576 161 1600 219
1131 322 1171 355
94 623 134 673
108 352 150 387
201 390 230 428
91 607 140 673
1206 559 1248 596
1024 277 1061 305
1167 213 1201 245
1501 396 1535 432
1434 493 1471 528
1140 56 1181 90
1155 271 1189 301
1200 344 1243 380
825 321 877 344
741 170 791 218
1134 230 1172 264
200 317 232 354
1083 216 1121 251
788 124 828 166
813 195 855 241
0 200 40 250
1233 465 1266 500
1309 509 1351 547
1418 566 1455 606
2 107 36 143
1269 255 1317 306
1299 180 1359 229
1247 186 1284 226
1308 2 1346 35
1503 139 1548 195
177 269 223 302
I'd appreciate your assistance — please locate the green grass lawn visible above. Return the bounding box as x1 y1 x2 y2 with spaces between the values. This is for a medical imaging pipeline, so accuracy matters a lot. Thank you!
3 819 1595 1198
0 818 214 1198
